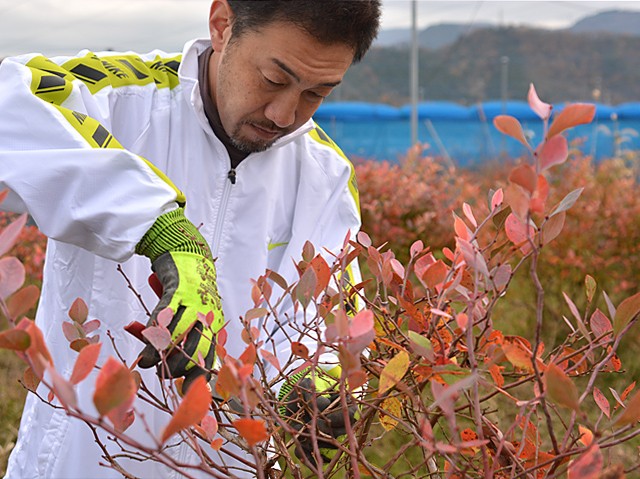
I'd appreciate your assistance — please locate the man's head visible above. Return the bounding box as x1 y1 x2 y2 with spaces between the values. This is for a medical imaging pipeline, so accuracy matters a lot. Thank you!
207 0 381 153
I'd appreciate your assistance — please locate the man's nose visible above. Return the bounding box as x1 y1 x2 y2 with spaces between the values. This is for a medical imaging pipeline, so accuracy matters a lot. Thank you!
264 92 298 129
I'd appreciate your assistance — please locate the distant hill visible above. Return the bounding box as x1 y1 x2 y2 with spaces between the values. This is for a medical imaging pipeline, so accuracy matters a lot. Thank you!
376 23 492 49
570 10 640 36
336 23 640 105
375 10 640 48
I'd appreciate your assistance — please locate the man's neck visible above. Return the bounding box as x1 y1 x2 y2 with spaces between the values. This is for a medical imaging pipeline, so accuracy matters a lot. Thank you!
197 46 249 169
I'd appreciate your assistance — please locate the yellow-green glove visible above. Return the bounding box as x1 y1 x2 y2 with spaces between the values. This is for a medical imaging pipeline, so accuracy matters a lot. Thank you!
135 208 224 391
279 366 357 465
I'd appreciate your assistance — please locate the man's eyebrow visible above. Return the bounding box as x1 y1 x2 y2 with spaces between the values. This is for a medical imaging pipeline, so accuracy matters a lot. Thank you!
272 58 342 88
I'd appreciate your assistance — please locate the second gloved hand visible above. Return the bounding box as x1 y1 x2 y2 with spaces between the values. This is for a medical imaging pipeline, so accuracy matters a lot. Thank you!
279 367 358 465
135 207 224 391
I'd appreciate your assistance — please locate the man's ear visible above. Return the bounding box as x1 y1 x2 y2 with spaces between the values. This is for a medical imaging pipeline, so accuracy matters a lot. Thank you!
209 0 233 50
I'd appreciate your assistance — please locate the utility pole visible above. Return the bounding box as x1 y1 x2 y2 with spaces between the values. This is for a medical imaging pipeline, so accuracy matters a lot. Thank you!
410 0 419 145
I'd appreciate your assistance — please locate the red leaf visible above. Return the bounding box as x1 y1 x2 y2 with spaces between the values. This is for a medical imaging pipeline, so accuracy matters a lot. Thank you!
593 387 610 419
509 164 537 195
142 326 172 351
548 103 596 139
161 375 211 443
93 357 136 417
201 415 218 441
491 188 504 210
259 349 281 373
493 115 530 147
0 257 25 300
590 309 613 344
233 418 269 447
46 364 78 410
124 321 146 342
505 214 535 254
0 329 31 351
0 213 27 257
70 343 101 385
349 309 374 338
68 297 89 325
539 134 569 170
6 285 40 320
148 272 163 298
568 444 603 479
527 83 552 120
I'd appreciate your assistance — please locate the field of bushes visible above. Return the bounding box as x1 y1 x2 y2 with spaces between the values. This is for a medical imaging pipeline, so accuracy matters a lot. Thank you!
1 147 639 476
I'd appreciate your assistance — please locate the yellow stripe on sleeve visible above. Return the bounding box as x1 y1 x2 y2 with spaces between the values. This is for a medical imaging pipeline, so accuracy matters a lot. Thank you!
308 124 360 215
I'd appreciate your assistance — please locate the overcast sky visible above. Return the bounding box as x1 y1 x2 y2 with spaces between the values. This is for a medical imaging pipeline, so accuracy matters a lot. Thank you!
1 1 639 57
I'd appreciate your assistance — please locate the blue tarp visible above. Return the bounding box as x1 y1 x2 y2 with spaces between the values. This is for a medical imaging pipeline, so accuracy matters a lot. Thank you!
313 101 640 165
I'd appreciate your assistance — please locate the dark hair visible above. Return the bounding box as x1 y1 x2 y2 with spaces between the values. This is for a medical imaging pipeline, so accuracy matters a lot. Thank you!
226 0 381 63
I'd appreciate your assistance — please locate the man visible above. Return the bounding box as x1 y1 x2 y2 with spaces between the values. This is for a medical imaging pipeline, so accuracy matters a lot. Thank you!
0 0 381 477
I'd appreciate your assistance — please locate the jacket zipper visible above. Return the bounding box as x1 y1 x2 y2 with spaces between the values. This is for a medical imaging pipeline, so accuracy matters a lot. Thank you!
212 167 236 257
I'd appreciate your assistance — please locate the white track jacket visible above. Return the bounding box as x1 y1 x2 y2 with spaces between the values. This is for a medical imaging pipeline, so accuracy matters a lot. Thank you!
0 39 361 478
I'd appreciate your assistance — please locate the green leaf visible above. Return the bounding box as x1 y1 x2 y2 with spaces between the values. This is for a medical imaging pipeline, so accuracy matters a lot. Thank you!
550 188 583 216
613 292 640 336
585 275 597 303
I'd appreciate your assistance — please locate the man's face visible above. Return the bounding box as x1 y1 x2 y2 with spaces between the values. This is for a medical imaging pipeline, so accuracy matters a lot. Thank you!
209 21 354 153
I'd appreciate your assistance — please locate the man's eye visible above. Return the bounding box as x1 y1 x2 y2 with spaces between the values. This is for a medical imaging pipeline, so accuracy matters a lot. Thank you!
264 76 284 87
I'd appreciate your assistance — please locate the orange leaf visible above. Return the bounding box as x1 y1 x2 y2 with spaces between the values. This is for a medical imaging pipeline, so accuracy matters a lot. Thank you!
504 214 535 255
6 284 40 320
548 103 596 139
24 320 53 379
309 255 332 298
578 425 594 446
291 341 309 360
93 357 136 417
422 260 448 289
545 363 580 411
0 328 31 351
509 164 537 195
502 336 535 373
493 115 530 147
161 376 211 443
233 418 269 446
70 343 101 385
210 437 224 450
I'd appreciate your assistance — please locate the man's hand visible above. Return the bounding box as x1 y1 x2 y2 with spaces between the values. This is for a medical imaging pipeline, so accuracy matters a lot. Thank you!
279 368 357 465
135 208 224 391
